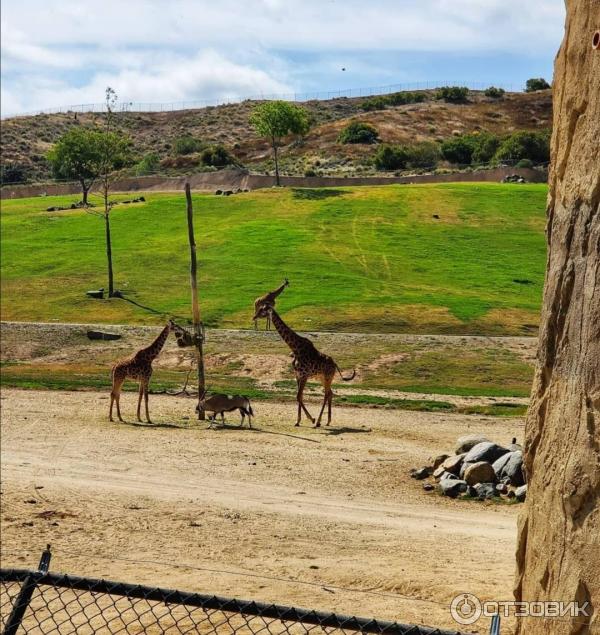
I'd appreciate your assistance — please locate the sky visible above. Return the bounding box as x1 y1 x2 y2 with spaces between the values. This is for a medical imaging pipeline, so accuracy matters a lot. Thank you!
1 0 566 116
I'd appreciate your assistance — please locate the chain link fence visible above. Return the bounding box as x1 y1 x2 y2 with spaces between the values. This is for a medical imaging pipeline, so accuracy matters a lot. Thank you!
1 548 465 635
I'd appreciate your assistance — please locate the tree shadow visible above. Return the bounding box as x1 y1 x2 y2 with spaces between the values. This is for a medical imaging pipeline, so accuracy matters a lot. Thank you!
291 188 346 201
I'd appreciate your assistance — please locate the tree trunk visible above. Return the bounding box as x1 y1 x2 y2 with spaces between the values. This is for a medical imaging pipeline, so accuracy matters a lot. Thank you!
81 182 88 206
104 211 114 297
514 3 600 634
272 136 280 186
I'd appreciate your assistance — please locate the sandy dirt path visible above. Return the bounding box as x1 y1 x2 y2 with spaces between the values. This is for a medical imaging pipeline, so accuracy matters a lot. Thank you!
1 389 523 633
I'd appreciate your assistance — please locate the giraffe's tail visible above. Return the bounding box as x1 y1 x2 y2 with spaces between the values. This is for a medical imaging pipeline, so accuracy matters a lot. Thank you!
336 365 356 381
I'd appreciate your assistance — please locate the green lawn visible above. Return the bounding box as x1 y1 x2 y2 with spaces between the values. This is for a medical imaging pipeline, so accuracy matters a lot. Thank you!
0 183 547 334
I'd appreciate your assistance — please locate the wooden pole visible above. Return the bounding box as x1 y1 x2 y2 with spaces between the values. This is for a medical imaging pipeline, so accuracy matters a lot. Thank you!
185 183 205 420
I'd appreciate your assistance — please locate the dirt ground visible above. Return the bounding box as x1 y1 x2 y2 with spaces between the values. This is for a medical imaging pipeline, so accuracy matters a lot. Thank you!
0 388 523 633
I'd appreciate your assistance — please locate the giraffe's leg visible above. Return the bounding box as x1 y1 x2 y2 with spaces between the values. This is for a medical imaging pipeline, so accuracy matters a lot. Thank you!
316 377 333 428
144 382 151 423
111 375 125 422
136 382 144 422
296 375 314 426
327 389 333 425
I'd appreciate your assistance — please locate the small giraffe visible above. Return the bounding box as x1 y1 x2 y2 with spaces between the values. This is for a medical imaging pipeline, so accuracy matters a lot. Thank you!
253 305 355 427
109 320 174 423
254 278 289 330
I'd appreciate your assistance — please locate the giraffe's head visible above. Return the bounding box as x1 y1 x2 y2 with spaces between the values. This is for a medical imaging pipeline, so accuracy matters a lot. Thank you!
253 302 273 322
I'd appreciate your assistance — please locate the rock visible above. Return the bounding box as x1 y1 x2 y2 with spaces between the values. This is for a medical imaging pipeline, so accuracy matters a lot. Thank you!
410 467 431 480
441 453 466 475
438 479 468 498
432 465 446 479
509 437 523 451
464 461 496 486
87 330 121 341
474 482 497 499
515 484 528 502
507 488 516 499
85 289 104 299
432 454 449 469
223 190 233 196
138 196 145 202
423 483 435 492
455 434 490 454
493 450 525 486
463 441 510 465
215 189 223 195
439 471 459 481
504 451 525 486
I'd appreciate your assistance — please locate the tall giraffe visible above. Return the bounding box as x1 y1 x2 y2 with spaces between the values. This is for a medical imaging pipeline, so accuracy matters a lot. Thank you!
253 305 355 427
109 320 174 423
253 278 289 330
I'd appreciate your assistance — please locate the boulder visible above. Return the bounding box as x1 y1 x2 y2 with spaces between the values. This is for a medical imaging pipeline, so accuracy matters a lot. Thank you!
432 465 446 479
439 471 459 481
423 483 435 492
464 461 496 486
441 453 466 475
474 482 497 500
432 454 450 469
463 441 510 465
492 452 513 475
438 479 468 498
215 189 223 195
87 330 121 341
515 484 528 502
410 467 431 480
495 483 509 495
455 434 490 454
503 451 525 486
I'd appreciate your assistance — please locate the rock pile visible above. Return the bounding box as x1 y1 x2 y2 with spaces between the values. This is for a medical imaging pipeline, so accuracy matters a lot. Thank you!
410 434 527 502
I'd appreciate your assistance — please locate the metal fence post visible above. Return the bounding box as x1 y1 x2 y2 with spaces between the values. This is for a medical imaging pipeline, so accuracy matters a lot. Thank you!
489 614 501 634
4 545 52 635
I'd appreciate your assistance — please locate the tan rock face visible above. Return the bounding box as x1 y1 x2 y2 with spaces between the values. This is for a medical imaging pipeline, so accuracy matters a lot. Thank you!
514 2 600 634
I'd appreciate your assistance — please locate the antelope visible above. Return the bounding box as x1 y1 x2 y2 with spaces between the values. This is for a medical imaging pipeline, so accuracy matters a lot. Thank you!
196 393 254 427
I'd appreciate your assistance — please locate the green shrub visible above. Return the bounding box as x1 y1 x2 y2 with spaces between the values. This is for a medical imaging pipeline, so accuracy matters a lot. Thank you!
441 136 477 165
435 86 469 103
200 144 235 167
525 78 551 92
494 131 550 164
373 144 411 170
173 136 203 155
484 86 505 99
360 96 389 112
360 91 426 111
0 162 28 184
304 168 317 177
135 153 160 176
338 121 379 144
471 133 501 164
515 158 535 168
407 142 441 168
374 142 440 170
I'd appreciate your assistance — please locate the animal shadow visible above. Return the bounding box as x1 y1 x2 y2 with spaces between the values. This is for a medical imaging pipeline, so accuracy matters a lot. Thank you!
319 426 372 436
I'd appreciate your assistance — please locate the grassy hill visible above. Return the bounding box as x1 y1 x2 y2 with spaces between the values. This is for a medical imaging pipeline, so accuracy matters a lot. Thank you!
1 89 551 182
1 183 547 334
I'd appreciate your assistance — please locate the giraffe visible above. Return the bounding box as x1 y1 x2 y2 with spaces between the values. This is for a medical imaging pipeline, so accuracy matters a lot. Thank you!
109 320 174 423
253 278 289 330
253 305 355 427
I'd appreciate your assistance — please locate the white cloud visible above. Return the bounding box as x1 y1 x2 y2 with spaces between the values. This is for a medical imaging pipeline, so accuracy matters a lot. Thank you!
0 0 565 114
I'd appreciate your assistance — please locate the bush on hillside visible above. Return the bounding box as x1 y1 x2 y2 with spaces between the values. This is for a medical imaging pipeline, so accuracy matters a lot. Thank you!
338 121 379 144
525 78 551 92
200 144 236 167
441 136 477 165
494 130 550 164
373 144 411 170
360 91 426 112
435 86 469 103
0 162 28 184
135 153 160 175
484 86 506 99
173 136 203 155
374 142 440 171
471 133 501 164
515 158 535 168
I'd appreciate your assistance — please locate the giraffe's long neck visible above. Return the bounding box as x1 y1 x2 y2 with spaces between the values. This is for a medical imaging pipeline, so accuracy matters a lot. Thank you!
141 323 171 360
270 309 305 355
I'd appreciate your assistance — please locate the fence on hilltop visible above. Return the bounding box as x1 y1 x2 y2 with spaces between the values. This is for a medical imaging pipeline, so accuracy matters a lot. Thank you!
2 80 521 119
0 547 472 635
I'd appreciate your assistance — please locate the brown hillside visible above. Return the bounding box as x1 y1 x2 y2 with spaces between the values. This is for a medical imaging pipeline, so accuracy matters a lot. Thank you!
1 89 551 181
